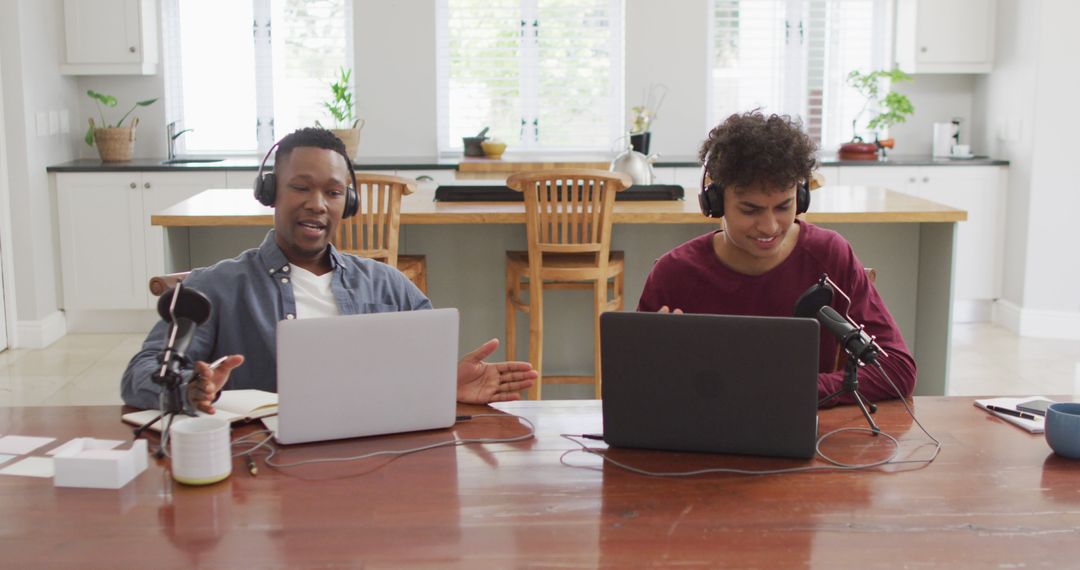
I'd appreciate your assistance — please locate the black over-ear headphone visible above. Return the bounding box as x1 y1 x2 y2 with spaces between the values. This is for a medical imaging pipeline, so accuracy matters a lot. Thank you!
698 146 811 218
253 141 359 218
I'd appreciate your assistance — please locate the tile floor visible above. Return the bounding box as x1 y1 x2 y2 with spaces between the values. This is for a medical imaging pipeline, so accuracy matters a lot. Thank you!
0 323 1078 407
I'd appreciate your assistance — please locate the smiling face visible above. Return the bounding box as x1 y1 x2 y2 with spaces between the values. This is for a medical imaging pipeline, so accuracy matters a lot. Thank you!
271 146 351 274
713 181 801 275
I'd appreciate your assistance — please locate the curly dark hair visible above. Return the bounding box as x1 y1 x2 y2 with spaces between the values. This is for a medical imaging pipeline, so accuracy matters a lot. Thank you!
274 127 352 169
698 110 817 193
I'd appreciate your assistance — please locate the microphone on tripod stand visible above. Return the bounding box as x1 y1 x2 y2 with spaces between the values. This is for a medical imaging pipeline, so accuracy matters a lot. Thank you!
133 283 212 444
794 273 886 433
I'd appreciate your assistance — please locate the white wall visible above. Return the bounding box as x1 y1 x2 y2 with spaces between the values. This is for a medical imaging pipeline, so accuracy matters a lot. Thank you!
76 75 168 159
0 48 16 349
973 0 1080 339
353 1 439 156
889 75 977 156
0 0 81 346
972 0 1037 309
625 0 709 158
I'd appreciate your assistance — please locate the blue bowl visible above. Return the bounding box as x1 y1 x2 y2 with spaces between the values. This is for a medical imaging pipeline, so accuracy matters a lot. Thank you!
1045 402 1080 459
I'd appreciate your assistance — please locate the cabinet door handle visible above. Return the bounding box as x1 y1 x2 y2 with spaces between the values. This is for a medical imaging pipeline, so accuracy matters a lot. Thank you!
130 182 137 189
416 175 434 182
129 47 136 53
908 177 916 183
920 46 928 53
922 177 929 183
144 182 151 189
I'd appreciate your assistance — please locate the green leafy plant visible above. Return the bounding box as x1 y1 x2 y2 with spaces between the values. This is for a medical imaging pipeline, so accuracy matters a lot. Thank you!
322 67 359 129
847 68 914 142
83 90 157 146
629 83 667 134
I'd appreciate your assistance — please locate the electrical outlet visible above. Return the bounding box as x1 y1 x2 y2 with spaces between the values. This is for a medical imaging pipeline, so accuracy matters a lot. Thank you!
49 111 59 135
60 110 70 134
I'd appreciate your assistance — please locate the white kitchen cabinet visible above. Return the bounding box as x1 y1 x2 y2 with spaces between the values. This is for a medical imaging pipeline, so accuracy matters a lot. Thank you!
396 169 457 191
815 166 839 190
56 171 226 311
225 170 257 190
141 172 229 299
61 0 158 75
57 174 147 310
837 165 1006 320
895 0 996 74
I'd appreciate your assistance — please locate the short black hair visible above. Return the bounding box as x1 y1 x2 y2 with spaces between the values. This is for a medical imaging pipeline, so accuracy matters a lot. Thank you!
699 110 817 193
274 127 352 170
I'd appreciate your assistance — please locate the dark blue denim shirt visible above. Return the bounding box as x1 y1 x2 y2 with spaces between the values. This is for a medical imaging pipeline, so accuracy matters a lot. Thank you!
121 230 432 409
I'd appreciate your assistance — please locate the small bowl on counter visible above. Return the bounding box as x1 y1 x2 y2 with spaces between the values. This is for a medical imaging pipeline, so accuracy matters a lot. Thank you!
481 140 507 159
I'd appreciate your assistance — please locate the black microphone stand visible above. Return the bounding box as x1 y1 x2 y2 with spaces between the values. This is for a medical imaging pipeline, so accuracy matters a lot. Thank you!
133 286 197 454
819 349 881 435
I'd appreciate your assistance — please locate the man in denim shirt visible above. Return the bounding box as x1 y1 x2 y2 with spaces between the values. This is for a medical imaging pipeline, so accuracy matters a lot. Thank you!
122 128 536 412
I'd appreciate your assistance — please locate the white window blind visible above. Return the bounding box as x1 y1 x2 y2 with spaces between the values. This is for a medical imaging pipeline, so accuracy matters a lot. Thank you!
437 0 624 153
166 0 350 155
708 0 891 149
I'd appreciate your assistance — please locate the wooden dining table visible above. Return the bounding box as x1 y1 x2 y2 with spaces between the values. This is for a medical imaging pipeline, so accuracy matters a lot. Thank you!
0 397 1075 567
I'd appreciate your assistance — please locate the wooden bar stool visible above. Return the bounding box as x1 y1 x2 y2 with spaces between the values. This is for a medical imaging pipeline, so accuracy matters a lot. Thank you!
334 173 428 294
505 169 632 400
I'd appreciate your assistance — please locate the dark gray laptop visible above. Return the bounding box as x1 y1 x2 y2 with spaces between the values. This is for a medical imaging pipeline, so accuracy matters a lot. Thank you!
600 312 820 459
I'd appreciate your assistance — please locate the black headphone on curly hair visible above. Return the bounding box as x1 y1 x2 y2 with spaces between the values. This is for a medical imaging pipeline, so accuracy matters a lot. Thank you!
698 146 811 218
253 141 359 218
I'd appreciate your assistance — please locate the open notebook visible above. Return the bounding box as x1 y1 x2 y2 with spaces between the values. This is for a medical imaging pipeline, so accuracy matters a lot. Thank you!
122 389 278 432
973 396 1048 434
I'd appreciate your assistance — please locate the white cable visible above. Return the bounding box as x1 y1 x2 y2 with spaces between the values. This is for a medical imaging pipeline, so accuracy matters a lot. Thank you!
229 413 535 470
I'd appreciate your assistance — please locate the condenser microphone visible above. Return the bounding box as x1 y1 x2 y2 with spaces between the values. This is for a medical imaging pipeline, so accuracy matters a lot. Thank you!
156 284 212 361
816 305 878 364
794 274 834 319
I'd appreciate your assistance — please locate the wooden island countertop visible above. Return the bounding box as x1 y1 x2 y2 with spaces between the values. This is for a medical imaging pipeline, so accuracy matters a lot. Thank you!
151 185 966 227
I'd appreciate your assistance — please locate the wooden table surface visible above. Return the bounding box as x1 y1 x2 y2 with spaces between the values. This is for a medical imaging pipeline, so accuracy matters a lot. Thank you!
0 398 1074 568
151 185 966 227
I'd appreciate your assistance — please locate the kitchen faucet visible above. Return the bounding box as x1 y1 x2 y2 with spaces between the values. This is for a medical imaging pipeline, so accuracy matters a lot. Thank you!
166 121 194 161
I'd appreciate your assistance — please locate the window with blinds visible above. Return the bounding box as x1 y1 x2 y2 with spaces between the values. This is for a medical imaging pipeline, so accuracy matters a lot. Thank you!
436 0 624 153
708 0 892 149
165 0 351 155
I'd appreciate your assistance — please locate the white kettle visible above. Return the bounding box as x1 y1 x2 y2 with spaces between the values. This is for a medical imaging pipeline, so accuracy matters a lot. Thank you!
610 140 659 186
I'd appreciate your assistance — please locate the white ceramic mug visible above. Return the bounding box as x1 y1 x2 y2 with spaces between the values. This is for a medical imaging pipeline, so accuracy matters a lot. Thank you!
170 417 232 485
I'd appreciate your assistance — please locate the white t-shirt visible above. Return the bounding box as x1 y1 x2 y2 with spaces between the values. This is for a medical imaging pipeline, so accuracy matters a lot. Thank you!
289 264 340 319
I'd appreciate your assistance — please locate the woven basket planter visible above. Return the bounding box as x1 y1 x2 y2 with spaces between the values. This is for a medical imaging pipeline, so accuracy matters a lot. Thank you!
91 117 139 162
330 119 365 161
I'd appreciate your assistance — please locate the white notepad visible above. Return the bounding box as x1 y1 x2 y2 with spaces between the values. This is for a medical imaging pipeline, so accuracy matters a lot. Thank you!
974 397 1048 434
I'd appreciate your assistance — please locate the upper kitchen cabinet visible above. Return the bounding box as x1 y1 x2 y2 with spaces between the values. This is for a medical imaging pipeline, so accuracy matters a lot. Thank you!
895 0 996 74
61 0 158 75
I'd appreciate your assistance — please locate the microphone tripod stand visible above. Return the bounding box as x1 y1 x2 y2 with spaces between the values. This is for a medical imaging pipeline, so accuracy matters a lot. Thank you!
132 353 194 457
819 357 881 435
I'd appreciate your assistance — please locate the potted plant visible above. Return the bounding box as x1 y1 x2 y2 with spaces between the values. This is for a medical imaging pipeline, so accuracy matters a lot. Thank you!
628 83 667 154
839 68 915 160
83 90 157 162
319 67 365 160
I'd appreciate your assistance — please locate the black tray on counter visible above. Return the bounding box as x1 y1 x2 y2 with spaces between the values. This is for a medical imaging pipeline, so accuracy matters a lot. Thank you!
434 185 684 202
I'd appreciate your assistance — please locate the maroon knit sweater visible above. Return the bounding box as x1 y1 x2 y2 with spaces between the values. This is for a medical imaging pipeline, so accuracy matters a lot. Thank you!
637 221 916 404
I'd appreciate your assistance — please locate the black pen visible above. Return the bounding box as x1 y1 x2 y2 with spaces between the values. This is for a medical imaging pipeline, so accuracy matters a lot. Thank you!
987 405 1037 420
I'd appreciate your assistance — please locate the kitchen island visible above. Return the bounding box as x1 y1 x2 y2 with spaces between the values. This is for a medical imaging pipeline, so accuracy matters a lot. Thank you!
152 185 964 397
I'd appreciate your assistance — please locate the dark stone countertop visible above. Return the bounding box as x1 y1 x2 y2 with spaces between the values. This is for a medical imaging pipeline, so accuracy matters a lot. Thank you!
47 154 1009 173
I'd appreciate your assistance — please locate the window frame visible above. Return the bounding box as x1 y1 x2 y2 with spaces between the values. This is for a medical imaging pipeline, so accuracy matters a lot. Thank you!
435 0 626 156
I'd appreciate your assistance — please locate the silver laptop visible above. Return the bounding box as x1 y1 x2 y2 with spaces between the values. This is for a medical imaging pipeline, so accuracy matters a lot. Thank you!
600 312 820 459
267 308 459 445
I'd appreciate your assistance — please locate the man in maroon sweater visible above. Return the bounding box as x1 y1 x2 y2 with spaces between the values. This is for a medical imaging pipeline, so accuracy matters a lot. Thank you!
637 111 916 404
